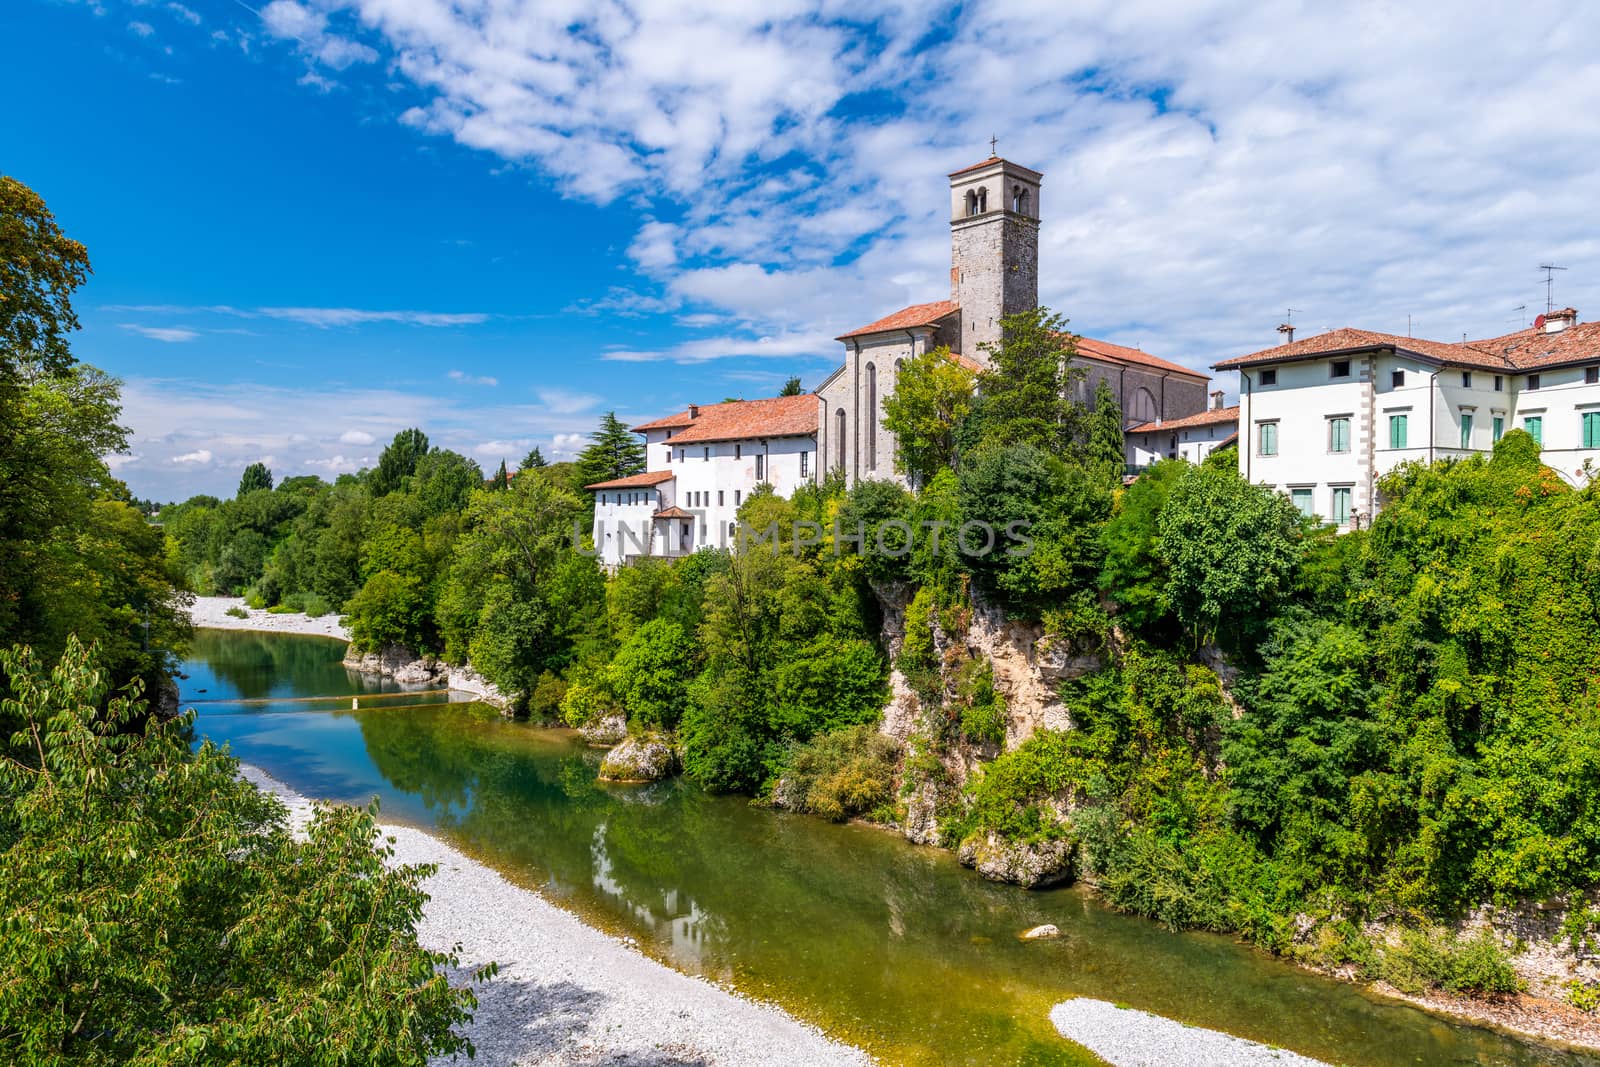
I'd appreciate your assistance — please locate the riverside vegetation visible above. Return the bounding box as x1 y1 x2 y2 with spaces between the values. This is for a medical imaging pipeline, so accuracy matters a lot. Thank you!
6 166 1600 1051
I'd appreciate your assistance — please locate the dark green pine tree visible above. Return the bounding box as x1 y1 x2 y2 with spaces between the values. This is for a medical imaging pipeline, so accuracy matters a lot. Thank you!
778 375 803 396
575 412 646 485
491 458 510 490
520 446 547 470
1082 378 1126 488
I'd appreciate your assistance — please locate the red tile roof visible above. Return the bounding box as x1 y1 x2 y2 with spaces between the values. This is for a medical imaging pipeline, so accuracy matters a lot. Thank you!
1488 319 1600 371
948 350 982 373
947 156 1044 179
652 506 692 520
1073 335 1208 380
585 469 676 490
836 300 959 340
1129 405 1240 434
1212 328 1516 372
631 394 818 445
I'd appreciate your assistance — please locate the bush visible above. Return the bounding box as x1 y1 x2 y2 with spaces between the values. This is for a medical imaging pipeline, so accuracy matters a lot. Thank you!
301 592 332 618
265 604 295 614
955 656 1006 747
775 725 900 822
0 638 483 1064
1378 926 1519 996
946 729 1085 845
224 605 249 619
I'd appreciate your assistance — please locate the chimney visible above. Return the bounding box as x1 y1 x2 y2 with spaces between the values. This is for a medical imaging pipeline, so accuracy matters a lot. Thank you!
1276 322 1296 344
1211 390 1225 411
688 403 700 419
1544 307 1578 334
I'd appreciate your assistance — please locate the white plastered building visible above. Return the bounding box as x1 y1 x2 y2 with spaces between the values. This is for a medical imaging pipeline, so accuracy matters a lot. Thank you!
586 394 818 568
1213 308 1600 529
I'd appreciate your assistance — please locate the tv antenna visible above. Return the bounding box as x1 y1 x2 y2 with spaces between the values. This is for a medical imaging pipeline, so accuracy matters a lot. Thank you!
1512 304 1527 328
1539 264 1568 314
1275 307 1299 343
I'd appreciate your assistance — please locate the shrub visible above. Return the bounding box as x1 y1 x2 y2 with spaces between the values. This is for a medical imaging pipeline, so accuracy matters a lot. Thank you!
1378 926 1519 996
301 592 332 618
955 656 1006 747
775 725 901 822
265 604 295 614
946 729 1085 845
608 618 695 730
224 605 249 619
0 638 483 1064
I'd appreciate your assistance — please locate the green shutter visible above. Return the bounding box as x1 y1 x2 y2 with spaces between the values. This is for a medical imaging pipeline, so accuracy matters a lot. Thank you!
1389 414 1407 449
1585 412 1600 449
1332 487 1351 526
1492 416 1504 443
1459 413 1473 450
1330 417 1350 453
1525 416 1543 447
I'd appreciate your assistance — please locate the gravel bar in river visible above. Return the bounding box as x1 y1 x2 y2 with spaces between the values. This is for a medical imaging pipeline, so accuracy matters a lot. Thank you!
1050 998 1330 1067
241 765 871 1066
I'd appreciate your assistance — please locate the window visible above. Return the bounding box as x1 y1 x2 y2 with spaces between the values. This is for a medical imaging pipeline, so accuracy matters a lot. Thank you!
678 449 684 462
834 409 846 470
1332 486 1353 527
1328 416 1351 453
1585 412 1600 449
965 189 980 217
1258 421 1279 456
735 443 742 459
1492 415 1504 442
1461 371 1473 388
1459 412 1473 449
665 448 672 463
1589 367 1600 386
703 447 710 461
1391 369 1406 388
1259 368 1277 386
1331 359 1351 379
1011 185 1029 214
1389 413 1408 449
1131 387 1159 424
1494 375 1503 392
734 489 742 504
1524 415 1543 447
866 362 878 471
755 453 766 480
800 450 809 478
718 491 724 507
1290 487 1314 517
1528 374 1541 391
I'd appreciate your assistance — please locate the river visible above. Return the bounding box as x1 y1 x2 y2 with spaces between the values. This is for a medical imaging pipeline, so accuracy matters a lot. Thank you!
184 629 1598 1067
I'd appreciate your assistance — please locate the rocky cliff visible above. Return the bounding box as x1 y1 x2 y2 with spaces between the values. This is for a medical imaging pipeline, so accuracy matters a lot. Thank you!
342 644 514 711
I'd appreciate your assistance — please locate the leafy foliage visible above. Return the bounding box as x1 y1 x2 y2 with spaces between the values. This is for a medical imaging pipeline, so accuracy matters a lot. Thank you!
574 412 646 487
881 346 974 485
0 638 482 1065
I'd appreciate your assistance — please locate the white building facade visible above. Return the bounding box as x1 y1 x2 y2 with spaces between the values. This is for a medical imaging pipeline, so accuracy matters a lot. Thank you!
1213 310 1600 529
587 395 818 568
1125 393 1239 468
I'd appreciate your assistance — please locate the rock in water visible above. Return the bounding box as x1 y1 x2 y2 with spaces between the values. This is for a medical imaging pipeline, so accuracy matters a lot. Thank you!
599 733 680 783
957 831 1075 889
1020 924 1061 941
579 712 628 746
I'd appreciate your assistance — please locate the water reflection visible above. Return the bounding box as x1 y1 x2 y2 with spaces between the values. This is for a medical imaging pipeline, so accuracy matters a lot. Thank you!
189 630 1600 1067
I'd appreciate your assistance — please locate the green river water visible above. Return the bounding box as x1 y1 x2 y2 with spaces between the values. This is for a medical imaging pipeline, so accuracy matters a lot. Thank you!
184 629 1597 1067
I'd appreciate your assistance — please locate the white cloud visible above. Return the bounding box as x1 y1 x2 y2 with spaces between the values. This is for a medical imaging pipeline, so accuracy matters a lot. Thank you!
224 0 1600 378
260 0 375 70
166 3 199 26
128 20 153 37
448 369 499 387
102 303 489 328
536 388 600 414
170 449 214 465
120 323 199 342
338 429 375 445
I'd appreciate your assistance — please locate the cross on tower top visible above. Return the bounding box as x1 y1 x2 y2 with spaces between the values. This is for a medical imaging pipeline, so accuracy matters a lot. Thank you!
989 134 998 157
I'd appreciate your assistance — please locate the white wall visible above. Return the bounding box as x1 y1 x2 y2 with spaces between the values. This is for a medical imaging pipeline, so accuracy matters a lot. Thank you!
1126 420 1236 467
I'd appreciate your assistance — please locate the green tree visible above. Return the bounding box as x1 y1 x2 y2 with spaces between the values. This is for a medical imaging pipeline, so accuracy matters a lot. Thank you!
413 449 482 516
575 412 645 486
238 461 274 497
0 175 91 379
1082 378 1125 487
881 345 975 485
965 307 1083 460
520 446 547 469
778 375 803 396
0 638 483 1064
1156 463 1304 644
371 428 430 497
1099 460 1186 631
608 618 696 730
491 458 509 491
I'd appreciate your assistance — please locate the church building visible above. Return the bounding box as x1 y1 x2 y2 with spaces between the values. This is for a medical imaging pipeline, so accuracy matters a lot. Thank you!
816 156 1212 485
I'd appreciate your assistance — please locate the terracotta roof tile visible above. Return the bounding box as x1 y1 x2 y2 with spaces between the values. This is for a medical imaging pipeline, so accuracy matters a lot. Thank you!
1213 327 1518 372
1489 319 1600 372
948 350 982 373
585 470 676 490
652 506 692 519
836 300 959 340
1073 335 1208 380
947 156 1044 179
632 394 818 446
1129 405 1240 433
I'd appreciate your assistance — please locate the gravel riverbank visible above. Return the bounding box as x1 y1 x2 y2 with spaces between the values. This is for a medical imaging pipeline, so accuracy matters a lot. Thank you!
1049 999 1328 1067
189 595 351 641
240 765 872 1066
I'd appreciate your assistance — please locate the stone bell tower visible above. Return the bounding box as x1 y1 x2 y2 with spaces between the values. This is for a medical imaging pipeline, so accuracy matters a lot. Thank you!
948 155 1041 364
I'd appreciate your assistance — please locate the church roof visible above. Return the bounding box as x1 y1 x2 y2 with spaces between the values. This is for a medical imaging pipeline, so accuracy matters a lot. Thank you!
836 300 959 340
1074 335 1209 380
1128 405 1240 434
632 394 818 444
948 156 1044 179
585 469 676 490
1212 326 1527 372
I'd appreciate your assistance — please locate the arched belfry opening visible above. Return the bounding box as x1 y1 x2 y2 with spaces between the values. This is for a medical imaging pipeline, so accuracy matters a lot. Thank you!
1011 184 1029 215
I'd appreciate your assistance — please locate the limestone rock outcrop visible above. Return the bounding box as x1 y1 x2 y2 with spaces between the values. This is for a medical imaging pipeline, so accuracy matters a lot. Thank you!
579 712 628 746
957 831 1075 889
599 733 679 783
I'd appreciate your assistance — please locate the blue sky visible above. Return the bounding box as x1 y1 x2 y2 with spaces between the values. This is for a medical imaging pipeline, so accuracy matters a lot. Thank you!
6 0 1600 500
